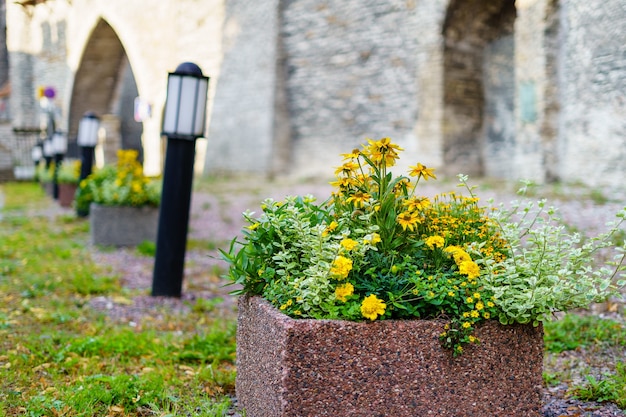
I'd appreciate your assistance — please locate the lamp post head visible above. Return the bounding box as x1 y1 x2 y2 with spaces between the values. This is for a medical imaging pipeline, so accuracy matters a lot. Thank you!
77 111 100 147
52 131 68 155
174 62 204 77
162 62 210 140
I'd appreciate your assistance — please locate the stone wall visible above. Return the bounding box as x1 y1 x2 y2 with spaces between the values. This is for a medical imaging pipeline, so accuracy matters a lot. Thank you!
558 1 626 188
3 0 626 188
281 0 421 177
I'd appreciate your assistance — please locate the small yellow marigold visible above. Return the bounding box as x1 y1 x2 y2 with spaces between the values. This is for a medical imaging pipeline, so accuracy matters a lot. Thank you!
425 235 445 249
340 238 359 251
330 255 353 279
360 294 386 321
459 260 480 279
335 282 355 302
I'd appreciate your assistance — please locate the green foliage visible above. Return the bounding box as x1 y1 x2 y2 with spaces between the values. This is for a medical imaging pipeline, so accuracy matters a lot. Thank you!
0 182 47 211
223 138 626 355
544 314 626 353
0 185 237 416
481 181 626 326
57 159 81 185
135 240 156 257
75 149 161 215
571 363 626 409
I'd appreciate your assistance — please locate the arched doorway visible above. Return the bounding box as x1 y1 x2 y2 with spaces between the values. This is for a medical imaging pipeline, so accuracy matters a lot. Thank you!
442 0 516 177
68 18 142 162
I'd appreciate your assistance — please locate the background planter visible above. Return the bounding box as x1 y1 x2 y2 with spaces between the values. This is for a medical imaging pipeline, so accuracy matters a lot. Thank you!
58 183 77 208
237 296 544 417
89 203 158 247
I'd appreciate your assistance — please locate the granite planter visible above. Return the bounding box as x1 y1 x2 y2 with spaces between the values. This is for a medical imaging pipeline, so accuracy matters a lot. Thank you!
58 183 77 208
237 296 544 417
89 203 158 247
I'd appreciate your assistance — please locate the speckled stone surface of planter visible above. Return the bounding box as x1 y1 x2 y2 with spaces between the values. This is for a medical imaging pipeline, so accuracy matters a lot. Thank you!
236 296 544 417
89 203 158 247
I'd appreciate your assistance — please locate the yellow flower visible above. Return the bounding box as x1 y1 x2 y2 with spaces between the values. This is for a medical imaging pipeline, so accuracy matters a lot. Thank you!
473 293 481 300
341 149 361 160
475 301 484 311
397 211 421 231
330 255 353 279
248 222 260 230
330 176 356 189
425 235 445 249
404 196 431 211
361 294 386 321
444 246 471 265
408 162 436 180
363 233 381 245
447 291 455 297
323 220 339 236
470 310 480 318
335 282 355 302
340 238 358 251
334 161 359 176
487 301 495 308
459 261 480 279
468 335 477 343
483 312 491 319
345 191 371 207
364 137 403 167
462 322 471 329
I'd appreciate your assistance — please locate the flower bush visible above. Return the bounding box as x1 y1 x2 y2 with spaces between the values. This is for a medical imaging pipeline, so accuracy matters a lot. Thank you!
35 162 54 183
57 159 81 185
222 138 626 354
75 149 161 215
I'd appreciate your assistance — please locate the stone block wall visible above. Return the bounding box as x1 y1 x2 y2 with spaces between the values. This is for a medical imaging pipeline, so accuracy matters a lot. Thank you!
558 1 626 188
282 0 421 177
3 0 626 188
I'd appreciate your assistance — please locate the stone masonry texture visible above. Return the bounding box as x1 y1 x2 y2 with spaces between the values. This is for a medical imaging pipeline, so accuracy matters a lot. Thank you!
2 0 626 188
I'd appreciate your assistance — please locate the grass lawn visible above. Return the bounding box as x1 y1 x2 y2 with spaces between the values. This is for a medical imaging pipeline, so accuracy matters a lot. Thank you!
0 182 236 417
1 180 626 415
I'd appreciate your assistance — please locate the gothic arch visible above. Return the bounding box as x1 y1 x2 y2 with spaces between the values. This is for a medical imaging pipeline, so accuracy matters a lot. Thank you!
442 0 516 177
68 18 142 159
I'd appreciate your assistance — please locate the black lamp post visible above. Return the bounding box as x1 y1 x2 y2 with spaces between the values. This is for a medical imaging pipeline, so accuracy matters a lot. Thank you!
151 62 209 297
77 111 100 182
42 138 53 169
51 131 67 200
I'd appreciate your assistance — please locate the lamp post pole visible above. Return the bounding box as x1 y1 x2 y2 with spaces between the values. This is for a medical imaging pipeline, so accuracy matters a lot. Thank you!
151 62 209 297
76 111 100 217
51 132 67 200
77 112 100 181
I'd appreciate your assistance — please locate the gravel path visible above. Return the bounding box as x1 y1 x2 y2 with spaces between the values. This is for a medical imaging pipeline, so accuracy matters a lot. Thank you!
39 175 626 416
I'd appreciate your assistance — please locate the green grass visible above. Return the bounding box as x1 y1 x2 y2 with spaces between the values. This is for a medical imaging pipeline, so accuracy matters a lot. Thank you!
544 313 626 409
570 363 626 409
0 182 237 417
544 314 626 353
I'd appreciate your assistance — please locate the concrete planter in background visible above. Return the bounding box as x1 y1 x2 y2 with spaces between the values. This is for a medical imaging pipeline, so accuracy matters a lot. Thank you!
89 203 158 247
58 183 77 208
236 296 544 417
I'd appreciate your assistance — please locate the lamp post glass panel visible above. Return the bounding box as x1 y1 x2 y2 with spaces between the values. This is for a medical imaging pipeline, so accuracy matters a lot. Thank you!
152 62 209 297
77 112 100 181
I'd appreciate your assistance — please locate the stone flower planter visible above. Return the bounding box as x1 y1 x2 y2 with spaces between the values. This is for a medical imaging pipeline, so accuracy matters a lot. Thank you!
89 203 158 247
237 296 544 417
